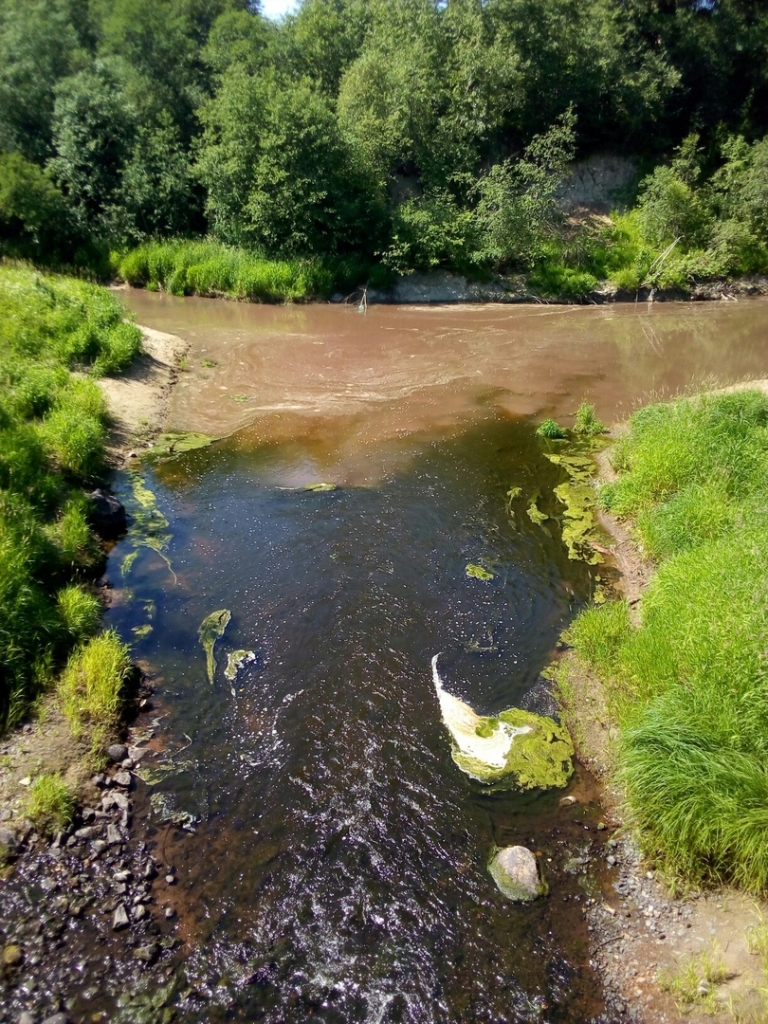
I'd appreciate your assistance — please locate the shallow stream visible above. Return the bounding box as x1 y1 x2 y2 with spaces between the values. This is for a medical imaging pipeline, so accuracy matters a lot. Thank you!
107 294 768 1023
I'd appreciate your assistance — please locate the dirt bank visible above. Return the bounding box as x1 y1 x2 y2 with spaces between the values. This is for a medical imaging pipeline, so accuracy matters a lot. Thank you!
559 421 768 1024
98 325 189 466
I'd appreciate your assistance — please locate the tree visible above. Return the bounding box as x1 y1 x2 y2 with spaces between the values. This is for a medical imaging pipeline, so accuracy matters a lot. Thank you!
0 153 72 260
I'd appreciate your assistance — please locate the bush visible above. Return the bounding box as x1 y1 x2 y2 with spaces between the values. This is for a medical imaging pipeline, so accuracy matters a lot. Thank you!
26 774 75 835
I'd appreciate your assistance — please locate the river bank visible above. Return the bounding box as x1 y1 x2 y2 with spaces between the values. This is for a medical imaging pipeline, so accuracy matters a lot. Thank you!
558 390 768 1024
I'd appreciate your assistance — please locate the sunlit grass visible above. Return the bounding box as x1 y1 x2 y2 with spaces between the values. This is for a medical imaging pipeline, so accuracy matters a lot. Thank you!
58 631 132 750
568 390 768 891
25 773 76 835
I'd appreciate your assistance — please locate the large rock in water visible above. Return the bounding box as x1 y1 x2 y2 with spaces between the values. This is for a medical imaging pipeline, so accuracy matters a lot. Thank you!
89 488 127 538
489 846 546 902
431 655 574 789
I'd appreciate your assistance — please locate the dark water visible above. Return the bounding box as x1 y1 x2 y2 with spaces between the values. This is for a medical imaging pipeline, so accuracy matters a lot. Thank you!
104 293 768 1022
107 415 609 1024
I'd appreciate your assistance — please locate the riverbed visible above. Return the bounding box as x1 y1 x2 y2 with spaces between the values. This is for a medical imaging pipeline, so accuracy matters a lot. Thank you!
103 293 768 1023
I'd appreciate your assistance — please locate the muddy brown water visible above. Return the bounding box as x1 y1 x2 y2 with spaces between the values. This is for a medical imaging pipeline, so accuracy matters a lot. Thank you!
104 293 768 1023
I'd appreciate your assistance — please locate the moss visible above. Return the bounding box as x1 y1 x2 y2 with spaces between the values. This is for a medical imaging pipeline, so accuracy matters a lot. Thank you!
198 609 231 683
466 563 495 580
451 707 574 789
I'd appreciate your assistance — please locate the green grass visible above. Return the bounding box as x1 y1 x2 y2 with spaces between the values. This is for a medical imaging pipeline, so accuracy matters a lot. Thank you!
25 773 76 835
0 265 140 728
58 630 132 750
658 943 728 1014
573 401 606 436
115 238 369 303
536 418 567 439
567 389 768 892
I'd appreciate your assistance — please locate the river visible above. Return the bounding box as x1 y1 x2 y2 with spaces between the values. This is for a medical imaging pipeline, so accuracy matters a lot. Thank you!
105 293 768 1024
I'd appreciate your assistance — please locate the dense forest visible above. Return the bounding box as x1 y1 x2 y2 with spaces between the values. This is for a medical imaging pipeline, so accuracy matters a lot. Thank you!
1 0 768 295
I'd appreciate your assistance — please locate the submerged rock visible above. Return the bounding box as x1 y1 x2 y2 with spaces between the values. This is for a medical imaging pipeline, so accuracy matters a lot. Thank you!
488 846 547 902
89 488 128 538
432 655 574 789
198 609 231 683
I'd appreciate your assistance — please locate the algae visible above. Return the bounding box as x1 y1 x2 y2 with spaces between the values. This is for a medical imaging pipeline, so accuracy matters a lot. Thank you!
432 655 574 790
198 608 231 683
122 471 176 581
132 624 153 639
145 431 216 462
224 650 256 694
149 791 198 830
526 498 548 525
545 447 610 564
466 563 495 580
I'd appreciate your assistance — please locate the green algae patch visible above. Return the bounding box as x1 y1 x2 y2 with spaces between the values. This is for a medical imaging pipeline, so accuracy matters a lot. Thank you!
466 563 495 580
198 609 231 683
545 447 611 564
121 550 138 577
121 471 176 581
132 624 153 639
453 708 574 789
145 431 217 462
526 500 548 525
225 649 256 688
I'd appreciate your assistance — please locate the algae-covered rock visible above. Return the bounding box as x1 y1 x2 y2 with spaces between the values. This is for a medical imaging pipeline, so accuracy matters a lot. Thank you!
198 609 231 683
225 649 255 681
488 846 547 902
432 655 573 790
466 563 494 580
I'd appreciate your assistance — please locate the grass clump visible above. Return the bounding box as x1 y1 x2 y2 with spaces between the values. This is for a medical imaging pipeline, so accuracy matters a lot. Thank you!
58 631 132 749
568 389 768 892
116 239 368 303
26 773 76 835
658 944 728 1014
537 418 567 439
573 401 606 436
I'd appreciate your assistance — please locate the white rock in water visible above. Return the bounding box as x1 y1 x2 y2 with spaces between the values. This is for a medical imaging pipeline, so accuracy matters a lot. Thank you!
488 846 546 902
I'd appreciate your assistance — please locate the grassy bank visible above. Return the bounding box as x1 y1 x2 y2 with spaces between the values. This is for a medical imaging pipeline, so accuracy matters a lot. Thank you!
115 240 382 303
566 389 768 892
0 264 138 734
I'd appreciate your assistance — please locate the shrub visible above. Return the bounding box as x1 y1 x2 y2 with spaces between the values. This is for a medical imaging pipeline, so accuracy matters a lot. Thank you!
26 774 75 835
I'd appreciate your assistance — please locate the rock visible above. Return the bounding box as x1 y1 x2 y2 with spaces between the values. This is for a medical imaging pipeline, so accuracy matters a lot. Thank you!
134 942 159 963
488 846 546 902
143 860 158 880
0 808 12 821
106 824 123 846
91 839 107 855
112 904 130 931
165 874 176 885
113 869 132 883
89 488 127 538
164 906 176 920
559 795 578 807
113 771 132 788
0 825 18 862
42 1015 72 1024
2 943 23 968
107 743 128 763
132 903 147 922
92 773 107 788
111 791 130 812
18 1012 36 1024
75 826 98 840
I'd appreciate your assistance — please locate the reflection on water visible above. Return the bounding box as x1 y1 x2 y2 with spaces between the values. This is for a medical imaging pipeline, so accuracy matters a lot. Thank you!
106 293 768 1022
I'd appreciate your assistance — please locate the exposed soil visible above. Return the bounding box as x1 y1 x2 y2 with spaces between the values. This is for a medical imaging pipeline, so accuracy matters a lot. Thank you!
559 428 768 1024
98 324 189 467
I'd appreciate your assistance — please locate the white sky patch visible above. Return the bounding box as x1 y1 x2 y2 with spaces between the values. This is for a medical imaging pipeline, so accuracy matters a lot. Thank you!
260 0 299 20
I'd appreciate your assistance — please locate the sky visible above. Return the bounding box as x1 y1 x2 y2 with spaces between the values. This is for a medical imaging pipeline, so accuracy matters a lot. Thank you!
260 0 299 19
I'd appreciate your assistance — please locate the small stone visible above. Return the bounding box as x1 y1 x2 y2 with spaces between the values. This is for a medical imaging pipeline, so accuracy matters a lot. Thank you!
113 771 132 788
18 777 31 787
3 944 23 968
42 1014 72 1024
143 861 158 881
91 774 107 788
134 942 159 963
132 904 147 922
75 827 98 840
488 846 546 902
111 791 130 812
165 874 176 886
607 855 617 866
0 808 12 821
113 869 132 883
107 744 128 763
112 904 130 931
18 1012 36 1024
559 795 577 807
164 906 176 920
91 840 107 855
106 824 123 846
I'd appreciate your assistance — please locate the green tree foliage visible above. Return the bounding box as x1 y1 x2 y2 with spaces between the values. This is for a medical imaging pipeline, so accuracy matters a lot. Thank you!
0 153 72 260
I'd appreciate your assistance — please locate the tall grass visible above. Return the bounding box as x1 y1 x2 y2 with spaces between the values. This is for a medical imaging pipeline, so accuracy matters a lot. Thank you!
568 390 768 891
26 773 76 835
0 266 140 727
58 630 132 750
116 239 369 302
